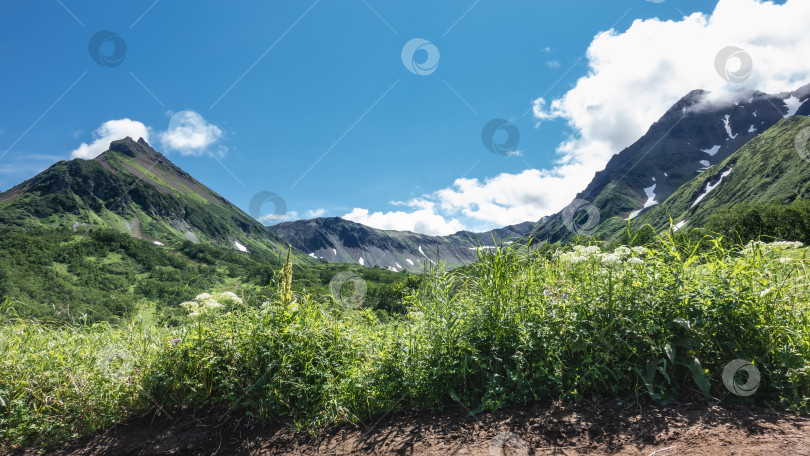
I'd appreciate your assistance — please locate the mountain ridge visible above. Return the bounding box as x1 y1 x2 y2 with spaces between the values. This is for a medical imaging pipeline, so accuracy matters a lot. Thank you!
528 83 810 243
269 217 536 271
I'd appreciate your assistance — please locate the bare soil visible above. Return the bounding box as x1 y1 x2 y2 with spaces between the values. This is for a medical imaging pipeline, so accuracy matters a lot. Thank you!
6 398 810 455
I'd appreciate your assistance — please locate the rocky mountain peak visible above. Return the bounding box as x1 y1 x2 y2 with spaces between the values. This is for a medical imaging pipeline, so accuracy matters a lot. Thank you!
106 137 161 160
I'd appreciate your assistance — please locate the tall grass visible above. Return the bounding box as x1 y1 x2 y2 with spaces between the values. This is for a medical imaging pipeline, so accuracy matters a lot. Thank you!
2 234 810 448
0 316 171 447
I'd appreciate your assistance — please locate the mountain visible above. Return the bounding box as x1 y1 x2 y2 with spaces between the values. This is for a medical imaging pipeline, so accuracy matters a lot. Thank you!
269 217 535 271
0 137 299 259
627 115 810 234
528 83 810 243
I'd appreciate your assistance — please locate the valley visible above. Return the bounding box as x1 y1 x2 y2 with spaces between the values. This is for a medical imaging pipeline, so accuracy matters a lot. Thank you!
3 2 810 454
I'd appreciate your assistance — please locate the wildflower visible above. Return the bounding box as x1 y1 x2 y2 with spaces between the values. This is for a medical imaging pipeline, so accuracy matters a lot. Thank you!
743 240 804 255
627 257 644 265
582 246 601 256
768 241 803 250
219 291 244 305
559 252 588 264
631 246 647 256
598 253 621 264
614 246 631 257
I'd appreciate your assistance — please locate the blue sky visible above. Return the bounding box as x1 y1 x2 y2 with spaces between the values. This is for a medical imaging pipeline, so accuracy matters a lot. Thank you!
2 0 806 235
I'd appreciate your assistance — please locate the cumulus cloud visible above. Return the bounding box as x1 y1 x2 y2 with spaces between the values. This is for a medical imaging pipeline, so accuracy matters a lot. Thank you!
70 119 150 159
343 201 466 236
306 208 327 218
159 110 224 156
345 0 810 235
342 168 586 235
533 0 810 175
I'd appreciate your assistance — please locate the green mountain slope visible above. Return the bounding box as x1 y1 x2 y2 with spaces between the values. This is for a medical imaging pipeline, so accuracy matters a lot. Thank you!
622 115 810 236
527 84 810 243
0 137 303 260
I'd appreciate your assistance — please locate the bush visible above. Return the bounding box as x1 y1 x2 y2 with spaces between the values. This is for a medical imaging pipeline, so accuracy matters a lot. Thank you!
3 235 810 448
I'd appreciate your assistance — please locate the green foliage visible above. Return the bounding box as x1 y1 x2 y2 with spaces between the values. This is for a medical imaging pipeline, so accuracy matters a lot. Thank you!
629 115 810 238
0 315 167 447
3 236 810 449
704 200 810 245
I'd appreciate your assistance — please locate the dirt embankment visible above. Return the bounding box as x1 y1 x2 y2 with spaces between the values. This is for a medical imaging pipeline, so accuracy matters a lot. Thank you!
6 398 810 455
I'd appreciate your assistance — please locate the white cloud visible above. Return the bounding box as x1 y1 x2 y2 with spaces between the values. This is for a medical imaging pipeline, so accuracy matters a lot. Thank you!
345 0 810 236
434 169 577 226
70 119 150 159
545 60 561 70
347 168 584 235
533 0 810 181
159 110 223 156
306 208 327 218
343 202 466 236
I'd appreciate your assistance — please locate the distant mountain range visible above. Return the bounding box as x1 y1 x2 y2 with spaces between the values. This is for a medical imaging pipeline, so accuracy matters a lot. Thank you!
528 83 810 242
1 82 809 270
269 217 535 271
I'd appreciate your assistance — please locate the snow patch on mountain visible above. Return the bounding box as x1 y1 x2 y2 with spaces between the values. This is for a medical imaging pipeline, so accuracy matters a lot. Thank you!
723 115 737 139
692 168 733 207
358 257 364 266
702 145 721 156
234 241 249 253
783 96 804 118
418 245 436 265
642 184 658 209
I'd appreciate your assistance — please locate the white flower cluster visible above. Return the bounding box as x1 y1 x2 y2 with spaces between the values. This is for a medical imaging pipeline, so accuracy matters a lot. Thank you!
557 245 647 266
742 240 804 255
180 291 243 318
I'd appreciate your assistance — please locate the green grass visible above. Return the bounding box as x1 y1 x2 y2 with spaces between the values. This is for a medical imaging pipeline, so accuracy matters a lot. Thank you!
2 234 810 449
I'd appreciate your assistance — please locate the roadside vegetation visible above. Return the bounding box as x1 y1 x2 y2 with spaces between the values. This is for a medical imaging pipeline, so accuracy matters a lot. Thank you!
2 226 809 449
